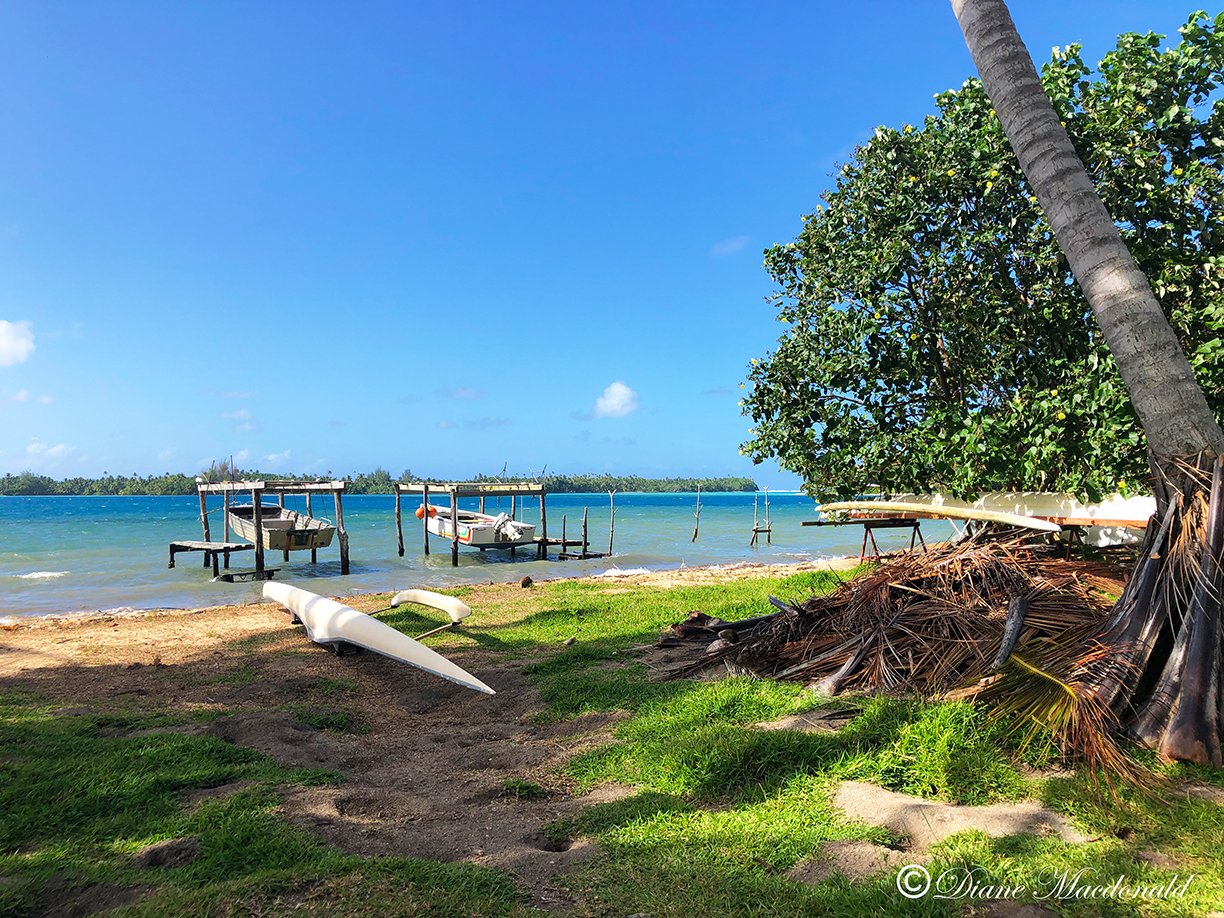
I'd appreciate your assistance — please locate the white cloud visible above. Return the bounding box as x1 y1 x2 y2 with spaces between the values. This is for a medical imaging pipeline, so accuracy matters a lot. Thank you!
222 408 255 433
709 235 750 258
37 394 53 404
436 386 483 400
467 417 511 430
436 419 456 429
0 321 34 366
12 389 28 402
26 438 72 460
158 448 177 463
266 449 291 465
232 449 250 463
593 381 639 419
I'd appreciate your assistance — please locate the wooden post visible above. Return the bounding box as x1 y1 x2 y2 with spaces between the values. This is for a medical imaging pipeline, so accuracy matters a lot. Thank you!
538 493 548 559
765 488 772 545
450 489 460 567
562 515 567 550
479 495 485 514
334 488 349 575
252 487 265 572
307 491 317 564
223 490 231 542
511 495 517 520
281 490 290 562
608 490 616 554
422 483 431 556
695 485 703 542
582 506 589 558
394 487 404 557
198 488 210 550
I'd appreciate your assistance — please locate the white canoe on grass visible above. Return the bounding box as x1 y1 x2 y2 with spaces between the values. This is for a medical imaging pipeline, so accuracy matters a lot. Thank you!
817 500 1063 533
262 583 495 695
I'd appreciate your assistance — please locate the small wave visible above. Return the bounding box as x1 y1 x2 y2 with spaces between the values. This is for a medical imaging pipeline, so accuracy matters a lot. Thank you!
593 566 652 578
15 571 70 580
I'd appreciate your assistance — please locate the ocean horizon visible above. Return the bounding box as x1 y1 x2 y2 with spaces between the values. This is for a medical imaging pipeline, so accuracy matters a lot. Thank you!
0 491 953 618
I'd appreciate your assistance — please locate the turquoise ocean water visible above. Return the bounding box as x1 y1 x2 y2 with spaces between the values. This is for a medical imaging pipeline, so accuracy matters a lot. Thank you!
0 492 953 618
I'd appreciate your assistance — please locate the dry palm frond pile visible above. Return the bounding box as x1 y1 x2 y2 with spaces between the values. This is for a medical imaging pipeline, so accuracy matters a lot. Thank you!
672 529 1128 698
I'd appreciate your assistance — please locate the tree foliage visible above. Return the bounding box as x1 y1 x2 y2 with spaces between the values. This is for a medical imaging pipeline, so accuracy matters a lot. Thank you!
742 12 1224 500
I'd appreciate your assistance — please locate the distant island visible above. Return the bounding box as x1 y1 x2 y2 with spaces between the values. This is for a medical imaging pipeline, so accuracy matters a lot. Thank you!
0 469 758 496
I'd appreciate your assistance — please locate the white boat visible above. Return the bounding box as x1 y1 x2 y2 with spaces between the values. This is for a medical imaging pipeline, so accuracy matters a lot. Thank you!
421 505 536 548
262 582 495 695
229 504 336 552
818 500 1063 532
819 491 1154 546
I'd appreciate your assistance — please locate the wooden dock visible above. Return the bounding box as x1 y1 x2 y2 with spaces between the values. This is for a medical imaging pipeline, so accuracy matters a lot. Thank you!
393 481 612 566
172 479 350 576
168 540 253 577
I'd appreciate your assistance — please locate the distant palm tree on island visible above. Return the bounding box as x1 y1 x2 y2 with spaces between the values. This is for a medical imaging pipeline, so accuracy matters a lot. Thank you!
0 469 759 497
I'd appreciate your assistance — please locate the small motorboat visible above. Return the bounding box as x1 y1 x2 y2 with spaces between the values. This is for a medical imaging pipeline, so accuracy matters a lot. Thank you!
418 504 535 548
228 503 336 551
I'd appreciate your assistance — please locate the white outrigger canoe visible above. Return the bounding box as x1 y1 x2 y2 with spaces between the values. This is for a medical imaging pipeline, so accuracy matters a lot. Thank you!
262 583 495 695
421 505 536 548
818 500 1063 532
229 504 336 552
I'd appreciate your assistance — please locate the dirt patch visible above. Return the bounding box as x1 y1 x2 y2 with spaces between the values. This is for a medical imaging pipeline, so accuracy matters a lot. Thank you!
182 780 254 808
787 840 918 884
754 708 858 733
1183 782 1224 805
36 873 146 917
834 781 1090 851
132 836 200 869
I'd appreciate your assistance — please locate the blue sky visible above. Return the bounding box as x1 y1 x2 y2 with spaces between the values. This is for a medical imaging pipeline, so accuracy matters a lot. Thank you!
0 1 1192 487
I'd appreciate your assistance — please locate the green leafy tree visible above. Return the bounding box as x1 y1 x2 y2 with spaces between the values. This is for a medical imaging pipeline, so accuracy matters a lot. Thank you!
742 11 1224 501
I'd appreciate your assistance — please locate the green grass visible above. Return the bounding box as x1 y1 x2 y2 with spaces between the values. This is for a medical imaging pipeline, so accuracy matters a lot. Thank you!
500 779 552 801
290 706 368 735
0 692 530 917
484 575 1224 917
4 568 1223 916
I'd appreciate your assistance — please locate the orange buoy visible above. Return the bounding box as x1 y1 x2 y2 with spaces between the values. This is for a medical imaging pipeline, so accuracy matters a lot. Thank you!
428 505 438 518
415 506 426 520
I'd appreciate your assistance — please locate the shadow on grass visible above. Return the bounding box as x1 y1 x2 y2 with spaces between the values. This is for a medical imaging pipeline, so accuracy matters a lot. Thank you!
0 693 528 917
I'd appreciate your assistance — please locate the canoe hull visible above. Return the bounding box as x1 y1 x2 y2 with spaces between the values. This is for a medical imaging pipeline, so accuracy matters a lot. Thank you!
818 500 1063 532
262 582 494 694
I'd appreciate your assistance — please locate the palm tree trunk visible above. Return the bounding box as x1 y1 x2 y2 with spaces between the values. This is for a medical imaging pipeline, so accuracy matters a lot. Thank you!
951 0 1224 459
951 0 1224 765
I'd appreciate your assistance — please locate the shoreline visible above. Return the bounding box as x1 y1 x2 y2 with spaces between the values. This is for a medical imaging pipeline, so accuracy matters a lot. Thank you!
0 555 861 631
